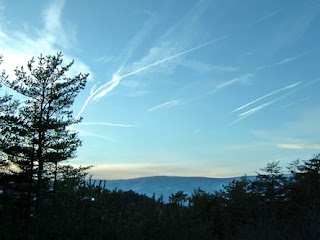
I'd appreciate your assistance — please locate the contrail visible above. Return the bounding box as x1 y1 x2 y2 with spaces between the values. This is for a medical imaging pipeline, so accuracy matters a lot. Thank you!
227 90 297 127
226 100 274 127
148 99 185 112
75 35 227 119
231 81 301 113
78 122 135 128
112 35 227 82
75 74 119 120
253 10 282 25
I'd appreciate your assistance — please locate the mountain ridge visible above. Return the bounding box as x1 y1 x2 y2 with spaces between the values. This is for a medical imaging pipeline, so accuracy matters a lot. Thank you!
89 175 256 202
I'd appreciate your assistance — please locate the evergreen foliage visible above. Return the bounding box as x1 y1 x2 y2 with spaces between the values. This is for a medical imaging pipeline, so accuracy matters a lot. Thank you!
0 53 88 216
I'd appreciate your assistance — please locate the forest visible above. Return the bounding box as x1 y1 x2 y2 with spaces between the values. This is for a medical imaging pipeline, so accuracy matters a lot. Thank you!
0 53 319 239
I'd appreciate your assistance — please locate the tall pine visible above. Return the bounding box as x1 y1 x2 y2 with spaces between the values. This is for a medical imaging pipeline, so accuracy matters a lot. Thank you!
0 53 88 214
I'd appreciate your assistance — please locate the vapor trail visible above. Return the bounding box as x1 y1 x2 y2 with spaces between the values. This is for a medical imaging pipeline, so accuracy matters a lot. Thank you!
78 122 135 128
75 75 119 120
226 100 275 127
232 81 301 113
148 99 185 112
75 36 227 119
253 10 282 24
227 90 297 127
112 35 227 82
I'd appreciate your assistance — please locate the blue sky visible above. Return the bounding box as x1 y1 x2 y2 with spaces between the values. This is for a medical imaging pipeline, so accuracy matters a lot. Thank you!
0 0 319 179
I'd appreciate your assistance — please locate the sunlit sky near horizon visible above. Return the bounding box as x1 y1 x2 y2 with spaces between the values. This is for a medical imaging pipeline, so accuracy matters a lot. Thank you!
0 0 320 179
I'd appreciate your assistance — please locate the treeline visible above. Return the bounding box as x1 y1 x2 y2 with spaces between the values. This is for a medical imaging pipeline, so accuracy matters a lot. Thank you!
1 155 319 239
0 54 319 239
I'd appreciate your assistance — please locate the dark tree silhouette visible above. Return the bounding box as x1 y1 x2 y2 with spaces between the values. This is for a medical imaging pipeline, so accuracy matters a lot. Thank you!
0 53 88 214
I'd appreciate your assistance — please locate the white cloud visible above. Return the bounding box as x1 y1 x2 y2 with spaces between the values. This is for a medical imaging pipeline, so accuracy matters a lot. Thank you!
89 163 237 180
281 97 310 109
232 81 301 113
277 144 320 149
148 99 185 112
76 36 226 118
216 73 253 89
78 122 135 128
226 90 297 127
128 90 150 97
182 59 238 73
253 10 282 25
0 0 92 81
193 129 200 134
275 53 305 65
226 101 273 127
76 129 117 143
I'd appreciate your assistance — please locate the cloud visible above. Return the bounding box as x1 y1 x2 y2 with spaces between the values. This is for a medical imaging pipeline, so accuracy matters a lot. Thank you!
193 129 200 134
89 162 237 180
95 55 113 64
128 90 150 97
253 10 282 25
227 90 297 127
281 97 310 109
181 59 238 73
76 36 227 118
255 53 307 72
78 122 135 128
232 81 301 113
74 1 226 117
275 53 305 65
277 143 320 149
226 100 275 127
302 77 320 87
42 0 71 48
148 99 185 112
0 0 92 81
74 74 119 120
238 101 274 119
120 36 227 80
216 73 253 89
76 129 117 143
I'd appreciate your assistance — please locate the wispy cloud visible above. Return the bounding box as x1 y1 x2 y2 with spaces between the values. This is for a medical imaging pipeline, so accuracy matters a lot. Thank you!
75 74 120 120
116 36 227 82
78 122 136 128
227 89 297 127
255 53 307 72
154 73 253 111
148 99 185 112
74 1 226 118
89 162 237 180
275 53 306 65
253 10 282 25
182 59 238 73
226 100 275 127
128 90 150 97
193 129 200 134
277 143 320 149
232 81 301 113
302 77 320 87
216 73 253 89
0 0 92 80
77 129 117 143
95 55 113 64
76 36 227 119
238 101 274 119
281 97 310 109
42 0 74 49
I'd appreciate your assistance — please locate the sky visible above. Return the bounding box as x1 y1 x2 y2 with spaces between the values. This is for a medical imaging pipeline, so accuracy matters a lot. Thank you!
0 0 319 179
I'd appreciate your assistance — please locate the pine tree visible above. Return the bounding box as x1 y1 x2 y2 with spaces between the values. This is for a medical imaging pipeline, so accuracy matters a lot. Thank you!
0 53 88 214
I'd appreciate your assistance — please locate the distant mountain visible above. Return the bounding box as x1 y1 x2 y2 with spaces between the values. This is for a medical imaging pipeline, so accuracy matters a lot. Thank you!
90 176 256 202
